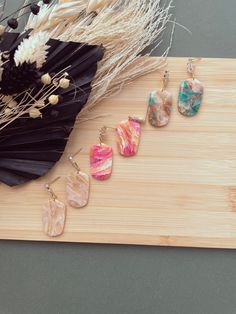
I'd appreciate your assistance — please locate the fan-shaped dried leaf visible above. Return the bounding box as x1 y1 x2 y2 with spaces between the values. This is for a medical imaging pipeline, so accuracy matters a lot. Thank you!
0 32 104 186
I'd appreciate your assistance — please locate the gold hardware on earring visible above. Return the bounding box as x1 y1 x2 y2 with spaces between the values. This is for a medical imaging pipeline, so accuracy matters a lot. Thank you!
68 148 83 172
44 176 60 201
187 58 201 79
99 126 114 145
161 70 169 91
99 126 108 145
66 148 90 208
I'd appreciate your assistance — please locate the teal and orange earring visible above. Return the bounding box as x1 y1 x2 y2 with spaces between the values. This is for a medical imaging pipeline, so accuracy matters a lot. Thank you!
148 70 173 127
178 58 204 117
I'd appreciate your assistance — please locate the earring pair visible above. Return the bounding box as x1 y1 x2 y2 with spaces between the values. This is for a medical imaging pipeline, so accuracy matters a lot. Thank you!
90 113 146 181
148 58 204 126
42 149 89 237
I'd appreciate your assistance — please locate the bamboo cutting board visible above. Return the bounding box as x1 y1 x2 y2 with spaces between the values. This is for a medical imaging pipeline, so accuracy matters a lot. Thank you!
1 57 236 249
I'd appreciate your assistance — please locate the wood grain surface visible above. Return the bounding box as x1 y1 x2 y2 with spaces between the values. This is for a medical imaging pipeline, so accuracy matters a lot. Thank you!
1 57 236 249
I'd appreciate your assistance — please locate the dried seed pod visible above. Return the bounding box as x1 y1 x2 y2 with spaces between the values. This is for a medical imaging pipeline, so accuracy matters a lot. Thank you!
4 108 12 115
48 95 59 106
59 78 70 89
29 108 42 119
30 4 40 15
2 95 12 103
7 18 18 29
41 73 52 85
8 100 17 108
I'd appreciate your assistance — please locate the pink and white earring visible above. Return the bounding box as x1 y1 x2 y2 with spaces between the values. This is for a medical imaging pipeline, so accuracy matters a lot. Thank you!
148 70 173 127
90 126 113 181
42 177 66 237
66 148 90 208
178 58 204 117
115 116 144 157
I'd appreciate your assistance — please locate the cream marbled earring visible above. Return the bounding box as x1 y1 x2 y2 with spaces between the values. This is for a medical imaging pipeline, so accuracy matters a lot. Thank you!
43 177 67 237
66 148 90 208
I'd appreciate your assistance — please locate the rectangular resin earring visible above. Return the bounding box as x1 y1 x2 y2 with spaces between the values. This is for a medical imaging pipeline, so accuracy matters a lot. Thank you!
115 116 144 157
148 70 173 127
42 177 66 237
90 126 113 180
178 58 204 117
66 148 90 208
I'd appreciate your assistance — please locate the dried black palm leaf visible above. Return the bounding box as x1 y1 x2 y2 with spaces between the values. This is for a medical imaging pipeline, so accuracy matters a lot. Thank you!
0 32 104 187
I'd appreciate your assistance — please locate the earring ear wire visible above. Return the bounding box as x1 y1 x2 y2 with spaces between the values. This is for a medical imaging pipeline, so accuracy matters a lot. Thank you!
99 126 114 145
68 148 83 172
44 176 61 200
161 70 169 91
66 148 90 208
71 147 83 158
187 58 201 79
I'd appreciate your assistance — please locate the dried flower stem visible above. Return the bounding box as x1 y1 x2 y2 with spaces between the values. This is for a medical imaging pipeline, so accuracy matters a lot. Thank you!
0 69 70 131
26 0 174 117
0 0 174 130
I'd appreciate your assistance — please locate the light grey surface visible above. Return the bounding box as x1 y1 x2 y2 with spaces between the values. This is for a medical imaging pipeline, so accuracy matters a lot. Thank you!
1 1 236 314
158 0 236 58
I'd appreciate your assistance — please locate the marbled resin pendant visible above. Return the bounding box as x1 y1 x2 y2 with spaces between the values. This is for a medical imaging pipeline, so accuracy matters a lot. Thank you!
116 119 141 157
178 78 204 116
148 90 172 127
66 171 90 208
42 199 66 237
90 144 113 180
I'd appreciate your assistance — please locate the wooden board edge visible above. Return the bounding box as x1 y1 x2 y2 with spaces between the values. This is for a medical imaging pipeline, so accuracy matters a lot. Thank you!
1 231 236 249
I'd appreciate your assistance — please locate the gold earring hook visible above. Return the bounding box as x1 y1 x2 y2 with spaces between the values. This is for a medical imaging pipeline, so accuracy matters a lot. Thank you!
99 126 114 145
68 148 83 172
99 126 108 145
187 58 201 79
45 176 60 200
161 70 169 91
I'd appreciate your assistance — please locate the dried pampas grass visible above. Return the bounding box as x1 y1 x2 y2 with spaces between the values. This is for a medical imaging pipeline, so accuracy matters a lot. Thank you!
26 0 174 115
